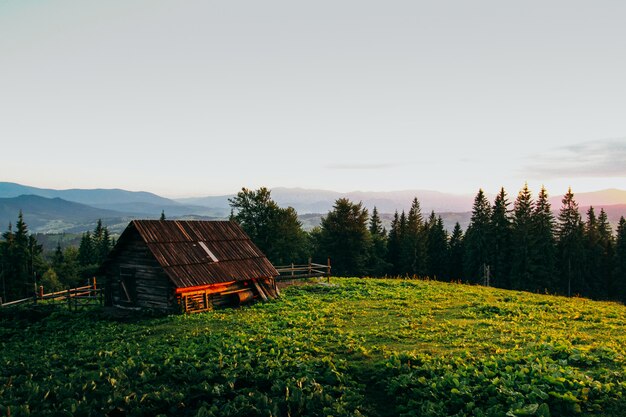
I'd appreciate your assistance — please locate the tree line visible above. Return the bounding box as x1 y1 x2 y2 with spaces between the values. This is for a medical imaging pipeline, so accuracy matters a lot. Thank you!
229 186 626 303
1 186 625 303
0 215 113 302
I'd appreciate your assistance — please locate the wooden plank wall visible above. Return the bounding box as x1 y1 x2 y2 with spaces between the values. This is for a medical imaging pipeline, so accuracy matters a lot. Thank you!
104 230 174 311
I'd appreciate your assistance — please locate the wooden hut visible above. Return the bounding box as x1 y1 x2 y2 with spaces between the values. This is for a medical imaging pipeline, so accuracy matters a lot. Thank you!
100 220 279 313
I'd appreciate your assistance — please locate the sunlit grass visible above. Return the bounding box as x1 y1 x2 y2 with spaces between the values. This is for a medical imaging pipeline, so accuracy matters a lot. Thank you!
1 278 625 416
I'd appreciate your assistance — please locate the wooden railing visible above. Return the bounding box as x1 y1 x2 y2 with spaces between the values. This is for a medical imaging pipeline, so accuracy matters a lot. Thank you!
0 278 102 310
275 259 331 281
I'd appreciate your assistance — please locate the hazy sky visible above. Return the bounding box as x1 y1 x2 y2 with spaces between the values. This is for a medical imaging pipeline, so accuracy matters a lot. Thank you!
1 0 625 197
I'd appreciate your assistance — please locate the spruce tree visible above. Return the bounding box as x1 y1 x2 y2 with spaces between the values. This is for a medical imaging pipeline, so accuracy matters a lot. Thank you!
464 189 492 284
78 231 95 266
368 207 390 276
13 211 31 298
583 207 604 298
489 187 512 288
318 198 370 276
402 198 427 276
448 222 464 280
97 227 112 265
510 184 534 291
397 210 411 275
266 207 309 265
52 243 64 270
529 186 557 293
426 215 449 280
160 210 166 221
557 188 585 296
0 223 15 301
386 211 401 275
93 219 104 244
369 206 383 236
614 217 626 303
0 213 43 300
597 209 615 299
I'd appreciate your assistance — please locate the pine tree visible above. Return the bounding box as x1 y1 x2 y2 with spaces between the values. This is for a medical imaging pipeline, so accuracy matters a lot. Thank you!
78 231 95 266
160 210 166 221
386 211 401 275
397 210 412 275
401 198 427 276
266 207 309 265
597 209 615 299
13 211 32 298
426 215 449 280
96 227 112 265
614 217 626 303
448 222 464 280
489 187 512 288
510 184 534 290
0 213 43 300
557 188 585 296
529 186 557 293
52 242 64 270
93 219 104 244
369 207 383 236
0 223 15 301
368 207 390 276
464 189 492 284
583 207 604 298
318 198 370 276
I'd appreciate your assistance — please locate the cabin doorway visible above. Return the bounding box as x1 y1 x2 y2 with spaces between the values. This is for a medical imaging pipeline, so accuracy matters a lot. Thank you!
118 266 137 306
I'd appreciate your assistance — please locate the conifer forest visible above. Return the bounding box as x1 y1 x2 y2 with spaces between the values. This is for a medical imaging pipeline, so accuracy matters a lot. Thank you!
1 185 625 304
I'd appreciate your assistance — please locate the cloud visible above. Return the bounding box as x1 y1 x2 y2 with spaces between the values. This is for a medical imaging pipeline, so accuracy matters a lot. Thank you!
524 138 626 179
326 163 398 170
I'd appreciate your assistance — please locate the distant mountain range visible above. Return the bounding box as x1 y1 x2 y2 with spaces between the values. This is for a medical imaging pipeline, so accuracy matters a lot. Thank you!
0 182 228 219
177 187 478 213
1 182 625 234
0 195 132 234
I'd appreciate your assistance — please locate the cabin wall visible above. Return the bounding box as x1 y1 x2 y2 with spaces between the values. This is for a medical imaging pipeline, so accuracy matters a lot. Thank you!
103 230 175 311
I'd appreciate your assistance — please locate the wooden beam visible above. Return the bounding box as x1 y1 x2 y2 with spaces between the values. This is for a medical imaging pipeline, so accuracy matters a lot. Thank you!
175 281 236 294
252 279 268 301
120 281 132 302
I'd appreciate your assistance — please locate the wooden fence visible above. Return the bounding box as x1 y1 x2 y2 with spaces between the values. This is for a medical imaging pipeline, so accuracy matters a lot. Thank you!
0 278 102 311
275 258 331 281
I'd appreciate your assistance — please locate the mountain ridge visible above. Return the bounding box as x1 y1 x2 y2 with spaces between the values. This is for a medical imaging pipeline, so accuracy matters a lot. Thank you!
1 182 625 234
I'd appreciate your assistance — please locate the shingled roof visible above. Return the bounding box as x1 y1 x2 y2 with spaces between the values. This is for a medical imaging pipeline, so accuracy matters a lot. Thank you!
111 220 279 288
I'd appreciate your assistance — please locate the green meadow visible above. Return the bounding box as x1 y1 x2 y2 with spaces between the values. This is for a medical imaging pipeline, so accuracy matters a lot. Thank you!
1 278 625 417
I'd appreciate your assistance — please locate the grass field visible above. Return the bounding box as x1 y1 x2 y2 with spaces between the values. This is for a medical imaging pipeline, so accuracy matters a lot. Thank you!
1 278 625 417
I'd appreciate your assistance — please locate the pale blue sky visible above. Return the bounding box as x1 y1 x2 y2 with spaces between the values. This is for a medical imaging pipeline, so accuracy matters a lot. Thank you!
1 0 625 197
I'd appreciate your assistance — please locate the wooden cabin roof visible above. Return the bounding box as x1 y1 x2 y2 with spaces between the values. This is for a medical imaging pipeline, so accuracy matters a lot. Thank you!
107 220 279 288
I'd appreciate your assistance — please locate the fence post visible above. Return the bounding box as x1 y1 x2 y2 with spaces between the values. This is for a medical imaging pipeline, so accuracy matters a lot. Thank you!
327 257 331 284
291 263 294 278
39 285 44 299
308 257 312 275
67 288 71 311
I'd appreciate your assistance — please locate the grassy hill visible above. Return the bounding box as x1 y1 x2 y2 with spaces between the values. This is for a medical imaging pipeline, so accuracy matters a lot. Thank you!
1 279 625 416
